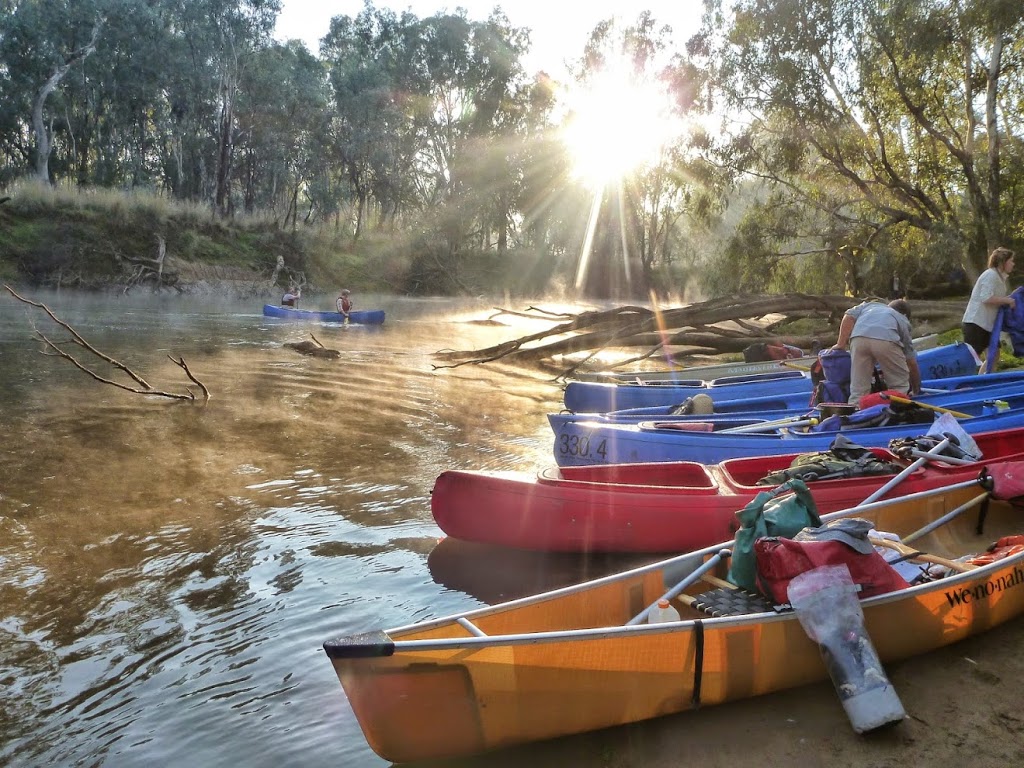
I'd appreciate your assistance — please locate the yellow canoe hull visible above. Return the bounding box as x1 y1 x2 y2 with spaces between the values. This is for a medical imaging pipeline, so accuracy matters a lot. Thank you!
325 483 1024 763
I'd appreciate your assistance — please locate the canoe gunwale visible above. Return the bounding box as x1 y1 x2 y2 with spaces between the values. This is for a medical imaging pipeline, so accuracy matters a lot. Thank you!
326 522 1015 657
367 478 987 638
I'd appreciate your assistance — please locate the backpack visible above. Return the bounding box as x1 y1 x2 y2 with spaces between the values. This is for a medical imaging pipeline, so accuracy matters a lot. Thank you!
809 348 888 407
743 341 804 362
754 533 910 607
810 348 852 406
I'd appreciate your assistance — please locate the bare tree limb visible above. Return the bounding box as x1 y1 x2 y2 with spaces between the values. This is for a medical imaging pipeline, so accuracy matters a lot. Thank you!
5 284 210 402
435 294 965 377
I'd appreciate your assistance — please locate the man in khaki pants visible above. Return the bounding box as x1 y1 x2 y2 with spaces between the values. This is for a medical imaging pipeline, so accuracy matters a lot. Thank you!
831 299 922 406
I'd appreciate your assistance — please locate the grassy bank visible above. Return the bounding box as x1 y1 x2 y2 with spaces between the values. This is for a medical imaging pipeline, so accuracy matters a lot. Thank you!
0 182 519 298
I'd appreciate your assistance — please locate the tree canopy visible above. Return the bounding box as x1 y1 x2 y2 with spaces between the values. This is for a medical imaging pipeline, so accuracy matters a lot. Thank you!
1 0 1021 299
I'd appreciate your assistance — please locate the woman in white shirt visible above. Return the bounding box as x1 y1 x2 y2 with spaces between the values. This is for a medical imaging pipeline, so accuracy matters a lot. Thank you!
961 247 1016 356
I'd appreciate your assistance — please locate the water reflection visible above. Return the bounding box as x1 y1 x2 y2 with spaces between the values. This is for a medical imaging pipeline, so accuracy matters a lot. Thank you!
0 292 565 766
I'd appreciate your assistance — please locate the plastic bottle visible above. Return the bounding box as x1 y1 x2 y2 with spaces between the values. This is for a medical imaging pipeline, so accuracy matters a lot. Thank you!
648 598 680 623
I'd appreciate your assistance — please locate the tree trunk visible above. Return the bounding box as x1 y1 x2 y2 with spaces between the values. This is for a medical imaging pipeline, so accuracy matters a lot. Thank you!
214 72 235 217
985 32 1003 251
32 21 102 184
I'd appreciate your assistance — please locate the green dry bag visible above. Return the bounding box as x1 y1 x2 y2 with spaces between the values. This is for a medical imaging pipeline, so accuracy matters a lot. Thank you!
726 478 822 593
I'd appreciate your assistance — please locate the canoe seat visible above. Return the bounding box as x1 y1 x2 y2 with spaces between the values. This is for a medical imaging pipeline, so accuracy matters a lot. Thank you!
689 586 776 617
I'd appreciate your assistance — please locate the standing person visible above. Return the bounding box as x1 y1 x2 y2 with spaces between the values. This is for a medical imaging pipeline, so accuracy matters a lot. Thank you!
337 289 353 321
832 299 921 405
281 286 301 307
961 247 1016 359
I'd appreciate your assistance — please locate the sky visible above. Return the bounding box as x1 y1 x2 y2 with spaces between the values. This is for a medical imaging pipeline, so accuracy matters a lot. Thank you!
273 1 703 76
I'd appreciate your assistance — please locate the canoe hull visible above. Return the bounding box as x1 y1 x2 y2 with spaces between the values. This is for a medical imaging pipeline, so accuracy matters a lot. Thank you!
327 484 1024 762
262 303 386 325
433 427 1024 552
562 342 978 412
553 390 1024 466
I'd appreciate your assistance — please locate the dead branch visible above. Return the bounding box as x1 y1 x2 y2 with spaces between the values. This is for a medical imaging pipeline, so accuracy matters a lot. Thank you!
284 333 341 359
434 294 965 377
5 284 210 402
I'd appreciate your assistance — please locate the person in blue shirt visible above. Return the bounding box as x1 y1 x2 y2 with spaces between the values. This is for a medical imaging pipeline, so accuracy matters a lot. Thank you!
831 299 921 405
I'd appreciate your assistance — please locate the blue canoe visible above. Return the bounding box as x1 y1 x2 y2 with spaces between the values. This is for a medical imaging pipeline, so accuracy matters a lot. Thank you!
549 372 1024 449
552 388 1024 467
562 342 979 412
550 369 1024 426
262 304 386 325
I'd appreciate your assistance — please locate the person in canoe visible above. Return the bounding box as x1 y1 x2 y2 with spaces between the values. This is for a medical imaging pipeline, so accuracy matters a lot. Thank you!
961 246 1016 359
337 289 353 321
832 298 921 405
281 286 301 307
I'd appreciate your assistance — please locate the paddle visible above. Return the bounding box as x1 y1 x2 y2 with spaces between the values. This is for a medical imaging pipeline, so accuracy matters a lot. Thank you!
869 536 976 573
881 393 971 419
718 416 819 434
858 437 952 505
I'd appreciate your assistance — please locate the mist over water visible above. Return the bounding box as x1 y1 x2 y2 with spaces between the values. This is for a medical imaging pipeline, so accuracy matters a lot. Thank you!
0 291 629 767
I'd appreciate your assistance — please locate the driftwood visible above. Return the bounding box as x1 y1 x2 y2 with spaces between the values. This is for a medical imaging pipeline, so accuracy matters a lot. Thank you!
435 293 966 377
4 284 210 402
285 333 340 359
118 235 182 293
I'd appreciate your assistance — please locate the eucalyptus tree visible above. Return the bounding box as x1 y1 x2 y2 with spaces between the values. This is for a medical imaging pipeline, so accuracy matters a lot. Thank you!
0 0 104 183
696 0 1024 288
321 5 418 239
234 41 329 221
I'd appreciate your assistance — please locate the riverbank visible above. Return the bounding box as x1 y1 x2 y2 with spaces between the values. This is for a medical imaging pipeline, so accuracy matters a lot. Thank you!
0 182 549 299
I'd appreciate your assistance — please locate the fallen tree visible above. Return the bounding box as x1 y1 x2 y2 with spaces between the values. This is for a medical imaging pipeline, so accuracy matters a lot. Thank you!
435 293 966 377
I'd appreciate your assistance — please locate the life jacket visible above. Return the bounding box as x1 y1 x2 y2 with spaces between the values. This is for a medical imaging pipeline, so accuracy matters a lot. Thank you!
966 535 1024 566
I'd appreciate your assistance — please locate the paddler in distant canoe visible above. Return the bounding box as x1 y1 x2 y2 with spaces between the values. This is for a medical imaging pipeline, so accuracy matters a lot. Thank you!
337 289 353 322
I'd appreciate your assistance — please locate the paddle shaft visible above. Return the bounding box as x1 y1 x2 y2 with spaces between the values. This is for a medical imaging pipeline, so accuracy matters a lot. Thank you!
883 394 971 419
859 437 952 505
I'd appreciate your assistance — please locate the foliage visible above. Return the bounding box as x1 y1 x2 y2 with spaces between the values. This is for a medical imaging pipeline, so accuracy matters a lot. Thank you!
3 1 1024 303
690 0 1024 294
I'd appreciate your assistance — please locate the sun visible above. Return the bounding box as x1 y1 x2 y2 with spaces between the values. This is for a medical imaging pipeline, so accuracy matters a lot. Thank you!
561 65 679 188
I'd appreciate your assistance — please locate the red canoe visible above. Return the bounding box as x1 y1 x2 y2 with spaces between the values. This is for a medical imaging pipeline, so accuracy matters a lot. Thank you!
431 427 1024 553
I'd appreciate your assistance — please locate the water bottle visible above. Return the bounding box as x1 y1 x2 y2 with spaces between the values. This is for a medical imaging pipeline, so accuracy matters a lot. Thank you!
648 598 680 623
982 399 1010 415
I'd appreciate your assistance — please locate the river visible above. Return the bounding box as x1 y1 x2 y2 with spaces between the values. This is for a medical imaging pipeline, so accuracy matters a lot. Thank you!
1 290 659 767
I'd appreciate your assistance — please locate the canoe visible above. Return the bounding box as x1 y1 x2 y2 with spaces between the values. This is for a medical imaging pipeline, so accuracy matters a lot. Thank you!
563 342 979 412
324 477 1024 762
548 370 1024 444
570 334 942 383
433 427 1024 552
553 389 1024 467
262 303 386 325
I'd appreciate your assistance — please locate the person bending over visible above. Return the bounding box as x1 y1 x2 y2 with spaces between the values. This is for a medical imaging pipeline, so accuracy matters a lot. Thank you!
832 299 921 405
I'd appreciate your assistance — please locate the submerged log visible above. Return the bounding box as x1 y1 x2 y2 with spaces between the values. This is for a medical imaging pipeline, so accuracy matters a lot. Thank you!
285 334 340 359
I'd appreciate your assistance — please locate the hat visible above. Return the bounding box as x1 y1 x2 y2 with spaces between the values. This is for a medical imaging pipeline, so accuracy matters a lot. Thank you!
794 517 876 554
340 289 351 296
